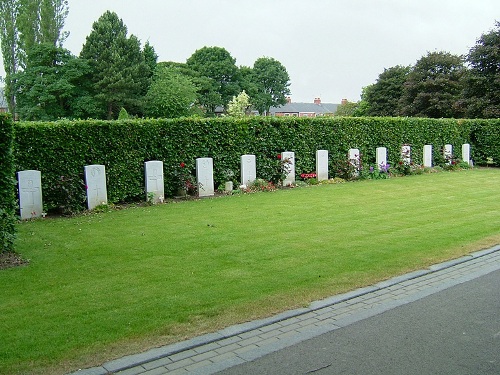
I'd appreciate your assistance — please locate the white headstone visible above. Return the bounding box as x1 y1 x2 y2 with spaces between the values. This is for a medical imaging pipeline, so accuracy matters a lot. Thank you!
462 143 471 165
423 145 433 167
196 158 214 197
316 150 328 181
376 147 387 170
444 144 453 164
349 148 360 176
145 160 164 204
281 151 295 186
401 145 411 164
17 170 43 220
84 164 108 210
241 154 256 188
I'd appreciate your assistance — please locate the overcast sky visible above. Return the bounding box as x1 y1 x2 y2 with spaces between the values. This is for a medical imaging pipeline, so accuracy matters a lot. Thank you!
2 1 499 103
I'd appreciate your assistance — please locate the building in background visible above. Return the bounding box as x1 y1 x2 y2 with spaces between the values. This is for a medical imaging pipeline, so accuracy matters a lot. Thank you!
269 97 339 117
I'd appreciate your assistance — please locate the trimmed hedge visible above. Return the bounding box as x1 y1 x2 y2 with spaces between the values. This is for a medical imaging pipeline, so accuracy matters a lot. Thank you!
13 116 500 213
0 114 17 252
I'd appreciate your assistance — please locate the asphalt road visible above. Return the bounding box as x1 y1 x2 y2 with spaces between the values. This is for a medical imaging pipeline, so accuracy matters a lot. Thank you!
217 269 500 375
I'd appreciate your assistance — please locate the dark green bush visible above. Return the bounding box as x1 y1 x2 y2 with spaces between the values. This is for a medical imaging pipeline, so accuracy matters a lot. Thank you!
0 114 17 252
13 116 499 213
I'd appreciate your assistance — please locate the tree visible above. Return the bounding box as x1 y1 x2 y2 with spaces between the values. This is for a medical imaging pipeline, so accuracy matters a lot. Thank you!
0 0 20 113
362 65 410 116
227 90 250 117
335 100 364 117
399 51 466 118
186 46 239 114
80 11 150 119
463 22 500 118
13 43 93 120
144 64 198 118
251 57 291 115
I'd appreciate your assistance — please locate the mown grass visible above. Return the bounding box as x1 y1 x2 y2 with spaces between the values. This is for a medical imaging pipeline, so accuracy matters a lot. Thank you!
1 168 499 374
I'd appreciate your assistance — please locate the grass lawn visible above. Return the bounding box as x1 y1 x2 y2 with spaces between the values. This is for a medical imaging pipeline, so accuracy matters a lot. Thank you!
1 168 499 374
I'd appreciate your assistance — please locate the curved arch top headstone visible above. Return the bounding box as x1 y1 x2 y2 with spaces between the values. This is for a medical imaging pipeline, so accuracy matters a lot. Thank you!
84 165 108 210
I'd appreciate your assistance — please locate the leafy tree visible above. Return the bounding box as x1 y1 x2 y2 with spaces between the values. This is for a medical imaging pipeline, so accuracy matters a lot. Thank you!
80 11 150 119
144 64 198 118
251 57 291 115
0 0 20 113
399 51 466 118
186 46 239 114
362 65 410 116
227 90 250 117
464 22 500 118
335 100 364 117
14 42 93 120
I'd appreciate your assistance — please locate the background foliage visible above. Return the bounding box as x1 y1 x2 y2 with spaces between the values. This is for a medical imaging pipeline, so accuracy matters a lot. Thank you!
13 116 500 214
0 114 17 252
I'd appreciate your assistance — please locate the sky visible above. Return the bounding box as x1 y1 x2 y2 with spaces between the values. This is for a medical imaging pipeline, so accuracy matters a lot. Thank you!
2 0 499 103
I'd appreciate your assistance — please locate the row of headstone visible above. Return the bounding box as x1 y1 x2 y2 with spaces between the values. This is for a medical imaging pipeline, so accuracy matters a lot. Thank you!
16 144 472 219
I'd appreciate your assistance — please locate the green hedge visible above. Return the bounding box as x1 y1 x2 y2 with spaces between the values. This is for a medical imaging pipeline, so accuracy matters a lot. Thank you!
0 114 17 252
13 116 499 214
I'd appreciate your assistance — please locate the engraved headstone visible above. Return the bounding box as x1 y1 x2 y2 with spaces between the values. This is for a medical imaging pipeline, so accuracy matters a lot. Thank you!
376 147 387 170
196 158 214 197
444 144 453 164
145 160 164 204
241 154 256 188
462 143 471 165
281 151 295 186
17 170 43 220
316 150 328 181
423 145 433 167
84 165 108 210
401 145 411 165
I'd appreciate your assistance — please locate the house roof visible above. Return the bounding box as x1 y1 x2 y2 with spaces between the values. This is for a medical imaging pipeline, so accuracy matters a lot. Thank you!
269 102 339 115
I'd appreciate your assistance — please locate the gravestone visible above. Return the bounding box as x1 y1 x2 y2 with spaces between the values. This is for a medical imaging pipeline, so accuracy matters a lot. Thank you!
241 154 256 188
349 148 360 176
145 160 164 204
196 158 214 197
376 147 387 170
423 145 433 167
462 144 471 165
17 170 43 220
316 150 328 181
444 144 453 164
281 151 295 186
401 145 411 164
84 164 108 210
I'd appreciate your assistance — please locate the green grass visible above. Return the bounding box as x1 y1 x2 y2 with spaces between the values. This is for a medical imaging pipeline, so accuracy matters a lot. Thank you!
2 169 500 374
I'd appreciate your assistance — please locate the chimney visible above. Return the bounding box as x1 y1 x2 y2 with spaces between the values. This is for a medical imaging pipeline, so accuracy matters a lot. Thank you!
286 96 292 104
314 97 321 105
341 98 348 105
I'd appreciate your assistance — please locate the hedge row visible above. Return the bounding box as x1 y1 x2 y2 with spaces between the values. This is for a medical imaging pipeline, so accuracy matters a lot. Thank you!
1 114 17 252
13 116 500 214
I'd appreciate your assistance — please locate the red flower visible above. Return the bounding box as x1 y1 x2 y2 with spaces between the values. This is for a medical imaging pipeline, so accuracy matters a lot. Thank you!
277 154 282 160
180 162 186 168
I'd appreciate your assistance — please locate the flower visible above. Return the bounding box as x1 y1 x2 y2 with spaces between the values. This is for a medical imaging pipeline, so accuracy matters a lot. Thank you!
180 162 186 168
277 154 282 160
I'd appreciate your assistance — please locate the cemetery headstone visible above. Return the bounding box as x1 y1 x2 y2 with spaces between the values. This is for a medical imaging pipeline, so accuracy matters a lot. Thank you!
281 151 295 186
349 148 360 176
316 150 328 181
241 154 256 188
376 147 387 170
444 144 453 164
17 170 43 220
145 160 164 204
84 164 108 210
196 158 215 197
401 145 411 164
423 145 433 167
462 144 471 165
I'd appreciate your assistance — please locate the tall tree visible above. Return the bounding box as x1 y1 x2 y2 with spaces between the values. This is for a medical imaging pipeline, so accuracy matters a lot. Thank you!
251 57 290 115
399 51 465 118
186 46 239 114
362 65 410 116
0 0 20 113
464 22 500 118
144 64 198 118
14 43 93 120
80 11 149 119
